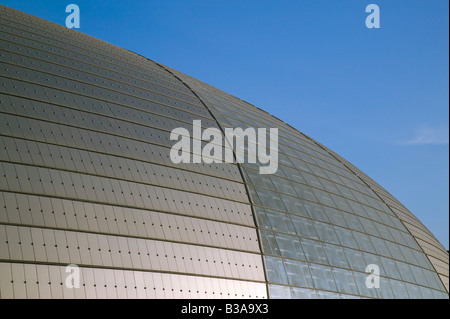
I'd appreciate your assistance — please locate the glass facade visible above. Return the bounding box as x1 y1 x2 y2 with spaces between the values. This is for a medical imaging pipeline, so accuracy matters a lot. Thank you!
170 69 449 299
0 4 448 299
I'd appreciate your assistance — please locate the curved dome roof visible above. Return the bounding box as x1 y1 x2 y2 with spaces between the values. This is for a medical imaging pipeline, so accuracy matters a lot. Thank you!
0 4 448 299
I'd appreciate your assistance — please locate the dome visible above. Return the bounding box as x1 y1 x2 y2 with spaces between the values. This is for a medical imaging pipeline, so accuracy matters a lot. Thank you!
0 4 448 299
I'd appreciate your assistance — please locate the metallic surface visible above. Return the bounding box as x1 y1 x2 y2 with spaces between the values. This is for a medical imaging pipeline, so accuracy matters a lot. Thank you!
0 5 448 298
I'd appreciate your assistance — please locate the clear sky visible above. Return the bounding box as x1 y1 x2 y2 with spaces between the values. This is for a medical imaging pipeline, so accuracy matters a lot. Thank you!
2 0 448 249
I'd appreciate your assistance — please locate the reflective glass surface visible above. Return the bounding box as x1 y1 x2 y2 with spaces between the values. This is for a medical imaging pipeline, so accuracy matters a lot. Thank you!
173 67 449 299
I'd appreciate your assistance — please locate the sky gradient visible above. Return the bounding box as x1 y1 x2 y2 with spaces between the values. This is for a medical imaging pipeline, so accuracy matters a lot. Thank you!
1 0 448 249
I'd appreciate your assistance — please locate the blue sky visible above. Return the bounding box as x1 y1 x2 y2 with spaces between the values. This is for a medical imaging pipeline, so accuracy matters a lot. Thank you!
2 0 448 249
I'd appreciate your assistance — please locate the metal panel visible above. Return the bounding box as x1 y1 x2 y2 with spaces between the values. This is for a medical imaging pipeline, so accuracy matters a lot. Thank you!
48 265 64 298
36 264 52 298
11 263 27 298
17 226 34 261
0 262 14 299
